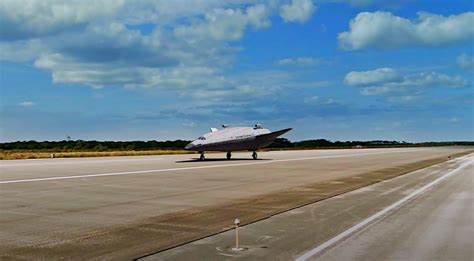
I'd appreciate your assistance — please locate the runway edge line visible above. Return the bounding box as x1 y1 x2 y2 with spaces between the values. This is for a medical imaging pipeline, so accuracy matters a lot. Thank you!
295 155 473 261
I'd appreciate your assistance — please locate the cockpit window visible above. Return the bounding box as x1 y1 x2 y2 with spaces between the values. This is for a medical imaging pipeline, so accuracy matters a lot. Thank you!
198 136 206 140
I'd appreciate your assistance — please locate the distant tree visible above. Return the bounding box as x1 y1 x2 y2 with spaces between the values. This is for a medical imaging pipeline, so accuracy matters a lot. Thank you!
1 139 472 151
269 138 293 148
295 139 333 148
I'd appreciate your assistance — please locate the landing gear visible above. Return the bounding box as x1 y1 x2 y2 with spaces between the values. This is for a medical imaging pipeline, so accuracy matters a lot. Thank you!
199 152 205 161
252 151 258 160
226 152 232 160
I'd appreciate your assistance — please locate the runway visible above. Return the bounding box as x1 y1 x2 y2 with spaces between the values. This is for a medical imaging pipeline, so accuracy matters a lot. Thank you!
144 154 473 261
0 147 471 259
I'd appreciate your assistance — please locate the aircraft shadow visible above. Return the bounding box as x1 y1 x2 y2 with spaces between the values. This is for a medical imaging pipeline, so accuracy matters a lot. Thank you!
176 158 270 163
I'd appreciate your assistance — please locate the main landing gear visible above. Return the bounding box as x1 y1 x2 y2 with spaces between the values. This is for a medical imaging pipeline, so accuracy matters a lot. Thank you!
199 151 257 160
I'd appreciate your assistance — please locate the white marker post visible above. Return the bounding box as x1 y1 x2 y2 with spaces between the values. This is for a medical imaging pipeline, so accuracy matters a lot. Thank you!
232 218 243 251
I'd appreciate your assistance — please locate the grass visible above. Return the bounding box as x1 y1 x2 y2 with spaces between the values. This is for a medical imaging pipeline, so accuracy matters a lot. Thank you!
0 150 193 160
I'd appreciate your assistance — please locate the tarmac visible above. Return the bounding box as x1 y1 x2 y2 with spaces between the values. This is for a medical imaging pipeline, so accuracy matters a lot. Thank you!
0 147 472 259
145 153 473 260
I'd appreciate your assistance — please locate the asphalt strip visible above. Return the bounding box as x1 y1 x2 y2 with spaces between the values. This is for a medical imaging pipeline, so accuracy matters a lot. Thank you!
1 150 406 184
294 155 473 261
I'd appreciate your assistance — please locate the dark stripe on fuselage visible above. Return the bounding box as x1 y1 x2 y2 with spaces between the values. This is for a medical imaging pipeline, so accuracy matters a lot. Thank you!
192 134 278 151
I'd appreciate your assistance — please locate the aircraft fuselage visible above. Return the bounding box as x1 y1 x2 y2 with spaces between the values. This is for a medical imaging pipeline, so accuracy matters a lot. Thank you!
184 126 291 156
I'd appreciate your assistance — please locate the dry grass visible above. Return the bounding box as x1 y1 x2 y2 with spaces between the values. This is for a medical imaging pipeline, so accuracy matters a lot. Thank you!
0 150 193 160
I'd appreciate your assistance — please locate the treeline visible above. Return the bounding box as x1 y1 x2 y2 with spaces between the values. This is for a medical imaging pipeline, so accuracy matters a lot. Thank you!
0 139 472 151
269 138 474 149
0 140 190 151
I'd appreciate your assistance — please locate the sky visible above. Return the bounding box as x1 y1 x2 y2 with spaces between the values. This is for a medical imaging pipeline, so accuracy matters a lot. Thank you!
0 0 473 142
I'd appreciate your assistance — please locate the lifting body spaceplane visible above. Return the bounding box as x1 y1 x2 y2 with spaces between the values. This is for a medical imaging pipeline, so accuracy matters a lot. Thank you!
185 124 292 160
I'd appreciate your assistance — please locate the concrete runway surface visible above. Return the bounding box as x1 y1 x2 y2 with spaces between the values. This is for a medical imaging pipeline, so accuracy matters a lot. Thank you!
0 147 471 259
144 154 473 261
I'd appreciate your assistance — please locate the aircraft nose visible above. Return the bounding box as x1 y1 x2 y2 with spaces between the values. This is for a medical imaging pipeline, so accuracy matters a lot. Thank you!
184 142 194 150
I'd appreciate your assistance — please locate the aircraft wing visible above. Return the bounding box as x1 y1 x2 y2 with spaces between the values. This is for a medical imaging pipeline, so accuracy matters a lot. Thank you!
256 128 292 140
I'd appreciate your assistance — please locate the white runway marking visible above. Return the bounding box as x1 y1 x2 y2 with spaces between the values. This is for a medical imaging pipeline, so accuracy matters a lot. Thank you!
1 151 403 184
295 155 472 261
379 169 440 196
0 148 428 167
0 157 165 167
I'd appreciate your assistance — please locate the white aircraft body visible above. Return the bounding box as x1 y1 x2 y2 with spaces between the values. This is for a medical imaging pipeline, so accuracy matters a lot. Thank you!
184 124 292 160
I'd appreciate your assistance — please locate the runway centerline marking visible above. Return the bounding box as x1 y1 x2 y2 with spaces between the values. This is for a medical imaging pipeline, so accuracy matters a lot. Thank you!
295 155 472 261
1 151 405 184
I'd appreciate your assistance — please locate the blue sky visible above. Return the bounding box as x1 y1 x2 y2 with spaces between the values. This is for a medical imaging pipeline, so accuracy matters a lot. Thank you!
0 0 473 142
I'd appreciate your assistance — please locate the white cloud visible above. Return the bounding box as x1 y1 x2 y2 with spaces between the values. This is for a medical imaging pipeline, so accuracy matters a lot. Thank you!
0 1 292 97
450 117 460 123
304 95 319 103
304 96 337 105
0 0 249 41
0 40 45 61
344 67 399 86
344 68 467 95
19 101 35 107
329 0 401 7
181 121 195 127
35 54 147 89
359 86 391 95
280 0 316 23
34 51 227 90
338 11 474 50
174 4 270 41
387 95 420 103
338 0 378 6
276 57 324 66
457 53 474 71
0 0 124 41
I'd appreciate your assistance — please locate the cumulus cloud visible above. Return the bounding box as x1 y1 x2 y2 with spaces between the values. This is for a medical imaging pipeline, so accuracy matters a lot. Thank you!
0 39 44 61
19 101 35 107
51 23 178 67
174 4 270 41
338 11 474 50
0 0 318 100
344 68 399 86
276 57 324 66
344 68 467 95
34 51 227 90
0 0 124 41
280 0 316 23
0 0 244 41
457 53 474 71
